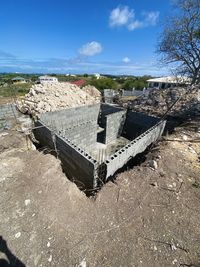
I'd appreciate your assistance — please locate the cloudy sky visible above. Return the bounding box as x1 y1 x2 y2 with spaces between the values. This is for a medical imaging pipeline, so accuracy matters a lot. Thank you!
0 0 172 75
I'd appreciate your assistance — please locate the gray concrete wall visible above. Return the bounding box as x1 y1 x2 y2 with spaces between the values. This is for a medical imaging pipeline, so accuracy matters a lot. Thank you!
122 89 144 97
0 104 19 120
40 104 100 150
122 111 160 140
98 104 127 144
105 110 126 144
33 105 166 191
105 120 166 178
34 121 99 190
103 89 118 98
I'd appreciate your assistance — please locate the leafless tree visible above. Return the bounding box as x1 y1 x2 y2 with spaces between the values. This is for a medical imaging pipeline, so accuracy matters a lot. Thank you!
158 0 200 84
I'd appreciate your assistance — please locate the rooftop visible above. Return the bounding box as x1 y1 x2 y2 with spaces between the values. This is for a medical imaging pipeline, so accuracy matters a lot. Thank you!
11 76 25 81
147 76 191 84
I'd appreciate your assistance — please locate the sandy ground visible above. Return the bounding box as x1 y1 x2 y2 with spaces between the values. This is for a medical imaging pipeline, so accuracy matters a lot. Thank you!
0 118 200 267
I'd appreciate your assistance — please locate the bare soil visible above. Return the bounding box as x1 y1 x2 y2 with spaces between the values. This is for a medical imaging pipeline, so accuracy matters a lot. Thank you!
0 119 200 267
0 97 13 105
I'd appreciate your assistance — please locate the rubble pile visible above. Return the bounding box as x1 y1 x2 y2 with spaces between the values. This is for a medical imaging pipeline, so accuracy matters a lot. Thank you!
127 86 200 117
81 85 101 100
17 82 100 117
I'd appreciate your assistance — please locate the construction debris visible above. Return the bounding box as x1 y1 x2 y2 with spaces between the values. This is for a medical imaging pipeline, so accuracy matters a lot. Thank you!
17 82 100 117
124 86 200 117
81 85 102 101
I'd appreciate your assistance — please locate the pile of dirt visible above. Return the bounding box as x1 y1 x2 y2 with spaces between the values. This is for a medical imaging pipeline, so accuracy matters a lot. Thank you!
17 82 100 117
81 85 101 100
125 86 200 117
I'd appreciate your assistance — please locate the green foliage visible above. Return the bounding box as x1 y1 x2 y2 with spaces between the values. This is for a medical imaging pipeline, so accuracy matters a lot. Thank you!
122 77 148 90
0 83 32 97
122 79 136 90
88 78 118 91
0 73 39 83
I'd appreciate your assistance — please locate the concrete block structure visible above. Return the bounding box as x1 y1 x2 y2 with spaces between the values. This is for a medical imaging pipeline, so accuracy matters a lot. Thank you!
34 103 166 192
0 104 19 120
98 104 126 144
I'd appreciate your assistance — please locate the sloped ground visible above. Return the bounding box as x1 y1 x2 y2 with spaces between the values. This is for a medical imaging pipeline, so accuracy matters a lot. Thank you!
0 120 200 267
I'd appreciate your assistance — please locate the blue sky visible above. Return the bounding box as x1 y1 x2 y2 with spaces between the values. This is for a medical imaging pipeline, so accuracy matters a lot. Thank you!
0 0 172 75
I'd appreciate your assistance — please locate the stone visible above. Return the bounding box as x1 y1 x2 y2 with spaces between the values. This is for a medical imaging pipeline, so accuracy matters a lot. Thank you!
25 199 31 206
15 232 21 238
48 255 52 262
149 160 158 170
182 135 188 141
17 82 100 117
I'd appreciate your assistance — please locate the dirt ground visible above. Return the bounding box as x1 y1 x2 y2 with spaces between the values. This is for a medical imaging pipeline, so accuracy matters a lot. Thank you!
0 97 14 105
0 117 200 266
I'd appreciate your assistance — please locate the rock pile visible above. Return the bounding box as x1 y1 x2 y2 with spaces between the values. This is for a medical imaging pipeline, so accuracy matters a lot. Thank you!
81 85 101 101
17 82 100 117
127 86 200 117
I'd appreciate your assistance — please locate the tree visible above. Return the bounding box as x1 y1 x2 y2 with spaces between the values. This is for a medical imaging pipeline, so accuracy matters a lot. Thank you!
122 79 135 90
158 0 200 84
88 77 118 91
122 77 148 90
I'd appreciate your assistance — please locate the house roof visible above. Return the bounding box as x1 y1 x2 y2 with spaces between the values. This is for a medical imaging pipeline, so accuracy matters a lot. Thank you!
11 76 25 81
147 76 191 84
38 75 57 79
71 79 86 87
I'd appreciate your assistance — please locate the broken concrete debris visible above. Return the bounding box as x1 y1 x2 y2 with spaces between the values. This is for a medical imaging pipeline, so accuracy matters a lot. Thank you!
17 82 100 117
149 160 158 170
123 86 200 117
81 85 101 101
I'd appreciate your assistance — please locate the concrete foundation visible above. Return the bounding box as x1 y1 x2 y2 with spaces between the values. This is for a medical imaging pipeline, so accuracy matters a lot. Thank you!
34 104 166 191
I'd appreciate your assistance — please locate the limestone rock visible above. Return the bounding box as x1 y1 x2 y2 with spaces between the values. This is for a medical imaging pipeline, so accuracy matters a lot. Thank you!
17 82 100 117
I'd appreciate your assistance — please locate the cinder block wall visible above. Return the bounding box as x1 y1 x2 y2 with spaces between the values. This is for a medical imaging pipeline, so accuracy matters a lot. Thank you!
0 104 19 120
40 104 100 150
98 104 127 144
34 121 99 190
122 111 160 140
105 110 127 144
105 120 166 178
34 105 166 191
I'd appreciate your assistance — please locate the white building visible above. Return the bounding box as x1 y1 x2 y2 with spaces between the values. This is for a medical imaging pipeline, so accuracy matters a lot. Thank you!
38 75 58 83
94 73 101 79
65 74 76 77
147 76 191 89
11 76 26 84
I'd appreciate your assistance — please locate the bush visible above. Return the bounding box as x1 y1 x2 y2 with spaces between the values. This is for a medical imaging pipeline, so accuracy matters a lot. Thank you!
88 78 118 91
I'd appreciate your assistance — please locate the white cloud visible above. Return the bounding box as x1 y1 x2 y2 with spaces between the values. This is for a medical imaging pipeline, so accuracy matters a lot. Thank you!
128 20 144 31
109 6 160 31
142 11 160 26
78 41 102 56
0 55 167 76
109 6 134 27
122 57 131 63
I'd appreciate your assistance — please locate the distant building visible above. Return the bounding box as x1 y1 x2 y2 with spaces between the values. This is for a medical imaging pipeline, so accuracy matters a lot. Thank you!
11 76 26 83
94 73 101 79
38 75 58 83
147 76 191 89
66 74 76 77
71 79 86 87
